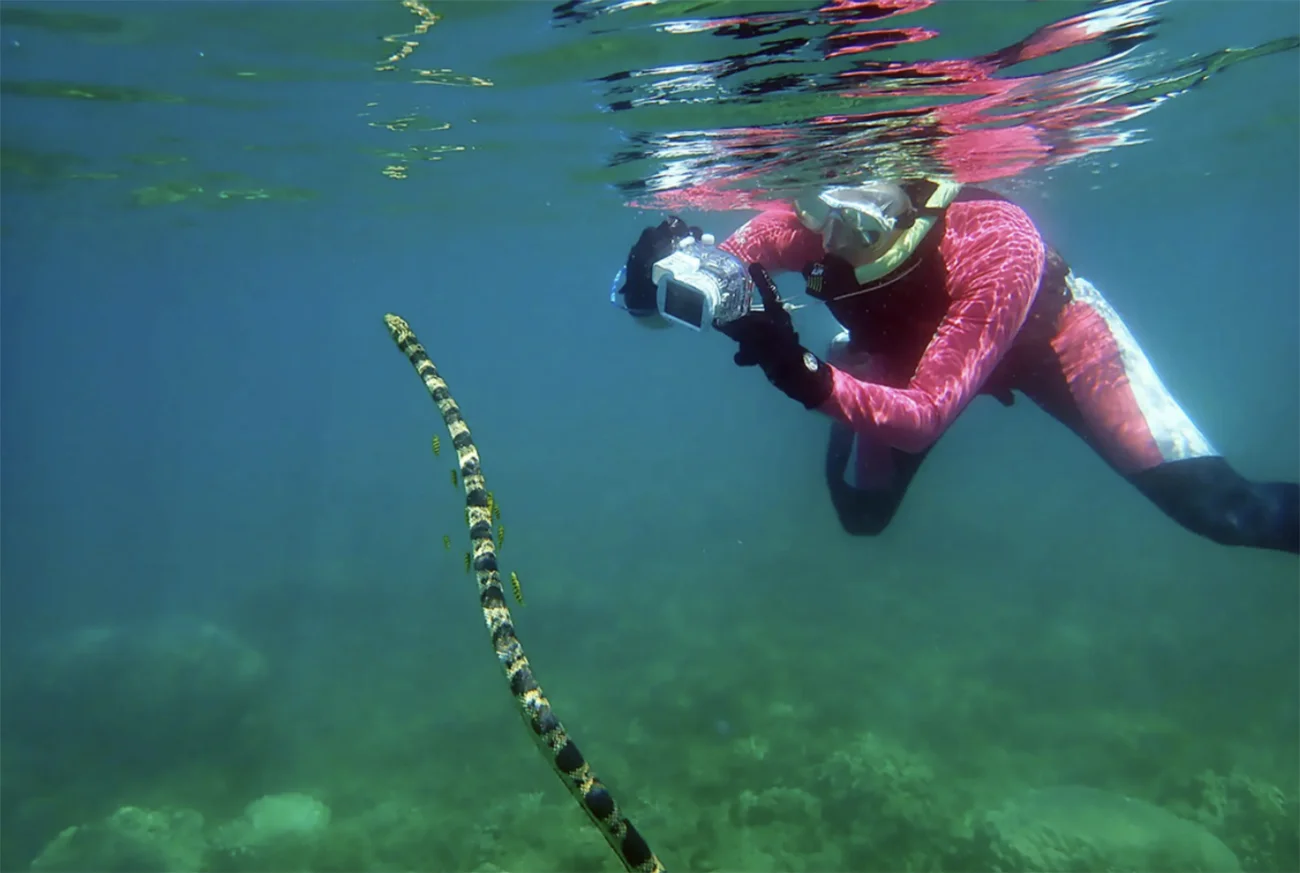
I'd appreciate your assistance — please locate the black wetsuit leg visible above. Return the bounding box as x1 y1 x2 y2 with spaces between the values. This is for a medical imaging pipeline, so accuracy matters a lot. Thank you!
824 420 931 536
1012 343 1300 556
1128 457 1299 554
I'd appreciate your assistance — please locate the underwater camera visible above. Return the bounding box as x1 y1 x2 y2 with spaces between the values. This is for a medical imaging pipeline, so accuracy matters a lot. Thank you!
649 234 754 332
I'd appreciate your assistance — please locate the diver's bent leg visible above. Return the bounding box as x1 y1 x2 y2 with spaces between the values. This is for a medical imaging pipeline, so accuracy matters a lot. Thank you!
1018 273 1297 553
823 333 933 536
824 422 889 536
825 420 928 536
1129 457 1299 554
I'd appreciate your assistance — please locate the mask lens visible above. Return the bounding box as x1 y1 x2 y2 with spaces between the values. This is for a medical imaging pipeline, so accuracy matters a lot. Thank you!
795 196 832 232
821 208 885 252
809 184 906 253
841 205 890 244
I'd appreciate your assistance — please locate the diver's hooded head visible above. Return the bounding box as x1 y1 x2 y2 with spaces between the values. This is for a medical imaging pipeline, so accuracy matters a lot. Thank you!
794 181 915 267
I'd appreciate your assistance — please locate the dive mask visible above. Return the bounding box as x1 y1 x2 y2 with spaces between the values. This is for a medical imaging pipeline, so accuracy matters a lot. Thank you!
795 182 915 257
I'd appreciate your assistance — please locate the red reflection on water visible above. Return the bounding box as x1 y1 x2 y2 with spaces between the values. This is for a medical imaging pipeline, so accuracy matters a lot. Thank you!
603 0 1161 212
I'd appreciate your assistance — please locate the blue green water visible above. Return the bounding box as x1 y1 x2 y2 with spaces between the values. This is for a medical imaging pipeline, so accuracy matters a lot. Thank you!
1 2 1296 871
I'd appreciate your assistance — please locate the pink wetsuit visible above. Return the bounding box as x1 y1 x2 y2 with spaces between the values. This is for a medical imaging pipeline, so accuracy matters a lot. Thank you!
719 194 1217 478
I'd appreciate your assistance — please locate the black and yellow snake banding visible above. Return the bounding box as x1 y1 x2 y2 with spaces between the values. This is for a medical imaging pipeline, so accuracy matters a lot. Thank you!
383 313 665 873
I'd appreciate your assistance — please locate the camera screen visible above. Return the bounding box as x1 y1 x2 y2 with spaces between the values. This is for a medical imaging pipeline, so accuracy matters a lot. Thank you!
662 279 705 329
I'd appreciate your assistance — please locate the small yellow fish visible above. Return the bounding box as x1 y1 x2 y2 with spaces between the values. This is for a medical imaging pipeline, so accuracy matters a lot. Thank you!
497 524 505 548
491 500 501 521
442 535 450 550
510 571 525 605
431 435 441 456
464 551 471 573
450 467 458 488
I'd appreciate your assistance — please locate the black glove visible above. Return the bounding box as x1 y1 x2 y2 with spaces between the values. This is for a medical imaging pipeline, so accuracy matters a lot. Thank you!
615 216 702 317
716 263 834 410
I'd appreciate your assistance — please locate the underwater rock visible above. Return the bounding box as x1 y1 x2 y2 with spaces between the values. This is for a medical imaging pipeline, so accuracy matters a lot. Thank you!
4 618 268 775
28 805 206 872
214 792 331 848
2 617 271 868
208 793 331 871
980 785 1241 872
1169 768 1299 872
820 730 939 825
818 731 953 870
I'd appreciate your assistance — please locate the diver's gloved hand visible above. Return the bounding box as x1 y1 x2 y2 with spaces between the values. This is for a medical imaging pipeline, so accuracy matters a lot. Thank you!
716 263 834 410
615 216 703 316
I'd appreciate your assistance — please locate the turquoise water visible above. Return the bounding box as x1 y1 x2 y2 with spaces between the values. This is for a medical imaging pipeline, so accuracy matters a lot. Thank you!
1 2 1296 871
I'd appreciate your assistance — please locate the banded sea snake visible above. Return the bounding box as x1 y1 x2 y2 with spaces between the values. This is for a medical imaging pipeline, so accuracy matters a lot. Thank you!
384 314 665 873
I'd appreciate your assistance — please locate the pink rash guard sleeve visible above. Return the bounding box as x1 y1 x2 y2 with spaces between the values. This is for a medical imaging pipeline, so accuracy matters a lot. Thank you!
819 200 1045 452
717 200 1045 454
718 207 825 274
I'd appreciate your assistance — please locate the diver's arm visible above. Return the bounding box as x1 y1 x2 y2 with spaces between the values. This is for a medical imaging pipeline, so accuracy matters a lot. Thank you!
719 207 825 275
816 200 1044 451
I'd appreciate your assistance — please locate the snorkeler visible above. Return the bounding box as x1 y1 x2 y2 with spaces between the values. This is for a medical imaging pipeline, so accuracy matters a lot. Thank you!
610 180 1299 554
